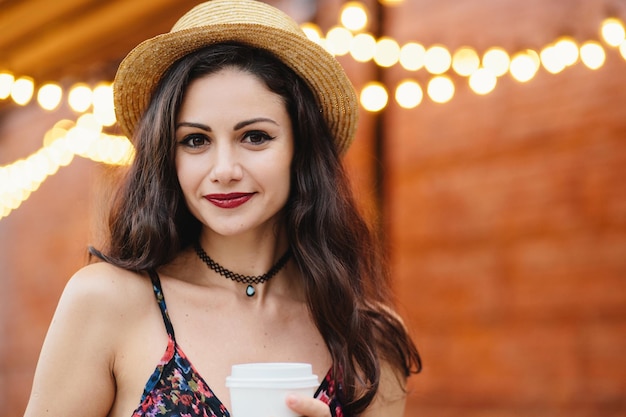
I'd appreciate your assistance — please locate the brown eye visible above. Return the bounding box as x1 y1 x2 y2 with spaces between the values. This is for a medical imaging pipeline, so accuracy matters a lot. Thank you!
180 134 209 148
243 131 274 145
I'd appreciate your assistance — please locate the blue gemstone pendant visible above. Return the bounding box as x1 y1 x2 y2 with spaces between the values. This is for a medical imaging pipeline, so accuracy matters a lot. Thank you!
246 285 255 297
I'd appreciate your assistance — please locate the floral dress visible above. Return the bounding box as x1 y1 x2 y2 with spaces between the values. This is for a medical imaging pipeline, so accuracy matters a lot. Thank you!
131 270 345 417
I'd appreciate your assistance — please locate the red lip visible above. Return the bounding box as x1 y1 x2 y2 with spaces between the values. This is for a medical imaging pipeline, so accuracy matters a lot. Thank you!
204 192 254 209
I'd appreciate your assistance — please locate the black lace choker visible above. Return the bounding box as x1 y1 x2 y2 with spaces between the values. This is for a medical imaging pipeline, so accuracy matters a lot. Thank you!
194 243 291 297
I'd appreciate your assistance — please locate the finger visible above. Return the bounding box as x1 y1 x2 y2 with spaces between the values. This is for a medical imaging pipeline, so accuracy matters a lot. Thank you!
285 395 331 417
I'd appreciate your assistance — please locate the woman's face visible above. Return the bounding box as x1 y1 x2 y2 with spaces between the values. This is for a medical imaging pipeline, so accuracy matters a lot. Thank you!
175 67 294 239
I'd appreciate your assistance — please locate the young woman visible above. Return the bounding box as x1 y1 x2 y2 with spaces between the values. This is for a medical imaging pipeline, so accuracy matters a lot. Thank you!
24 1 421 416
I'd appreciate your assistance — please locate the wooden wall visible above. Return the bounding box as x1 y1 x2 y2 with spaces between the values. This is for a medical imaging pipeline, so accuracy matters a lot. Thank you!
383 1 626 416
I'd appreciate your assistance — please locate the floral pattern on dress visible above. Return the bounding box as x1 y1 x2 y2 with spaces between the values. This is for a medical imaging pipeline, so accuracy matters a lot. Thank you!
132 271 346 417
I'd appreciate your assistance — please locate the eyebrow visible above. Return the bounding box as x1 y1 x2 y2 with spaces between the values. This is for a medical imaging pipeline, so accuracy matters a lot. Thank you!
176 122 211 131
233 117 279 130
176 118 279 132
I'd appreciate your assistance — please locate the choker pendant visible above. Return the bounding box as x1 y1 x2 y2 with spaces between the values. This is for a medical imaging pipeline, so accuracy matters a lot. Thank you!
194 243 291 297
246 285 256 297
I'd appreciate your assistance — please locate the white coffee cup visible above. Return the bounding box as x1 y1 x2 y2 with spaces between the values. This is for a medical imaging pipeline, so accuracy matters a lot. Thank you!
226 362 320 417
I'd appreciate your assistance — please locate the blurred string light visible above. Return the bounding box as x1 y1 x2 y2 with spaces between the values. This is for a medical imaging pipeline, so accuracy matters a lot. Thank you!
424 45 452 74
400 42 426 70
309 8 624 110
37 83 63 111
580 41 606 69
452 47 481 76
601 17 626 46
10 76 34 106
0 81 133 219
0 112 134 219
374 37 401 67
360 81 388 112
395 80 423 109
427 75 455 103
1 6 626 220
341 2 368 32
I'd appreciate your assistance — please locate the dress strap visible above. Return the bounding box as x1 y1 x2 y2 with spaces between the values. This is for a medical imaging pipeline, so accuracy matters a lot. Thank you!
147 269 176 340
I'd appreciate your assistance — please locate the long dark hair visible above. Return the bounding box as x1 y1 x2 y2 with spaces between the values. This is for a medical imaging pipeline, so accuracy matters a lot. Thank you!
94 43 421 415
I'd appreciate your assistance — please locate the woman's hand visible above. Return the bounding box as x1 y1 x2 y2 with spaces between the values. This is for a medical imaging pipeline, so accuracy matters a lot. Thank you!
286 395 331 417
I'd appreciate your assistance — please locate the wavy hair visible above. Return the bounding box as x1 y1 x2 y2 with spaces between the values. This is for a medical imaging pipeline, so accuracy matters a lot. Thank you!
93 44 421 415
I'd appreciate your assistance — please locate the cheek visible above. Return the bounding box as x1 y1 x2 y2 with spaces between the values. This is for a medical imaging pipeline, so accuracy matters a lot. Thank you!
175 155 200 197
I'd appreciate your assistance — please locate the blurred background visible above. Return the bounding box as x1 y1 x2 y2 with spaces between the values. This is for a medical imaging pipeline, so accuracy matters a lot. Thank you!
1 0 625 416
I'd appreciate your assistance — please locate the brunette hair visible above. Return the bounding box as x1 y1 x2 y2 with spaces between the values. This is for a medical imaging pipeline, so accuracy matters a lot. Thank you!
93 43 421 415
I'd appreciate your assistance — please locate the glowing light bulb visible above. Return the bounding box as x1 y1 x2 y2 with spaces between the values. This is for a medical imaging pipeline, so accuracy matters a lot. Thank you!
360 82 388 112
341 2 368 32
424 45 451 74
427 75 454 103
350 33 376 62
554 36 579 67
68 83 93 112
452 47 480 76
326 26 353 56
540 45 566 74
580 41 606 70
395 80 423 109
374 37 400 67
0 71 15 99
469 68 497 95
601 17 626 47
10 77 34 105
37 83 63 111
399 42 426 71
510 51 539 82
93 83 116 126
482 47 510 76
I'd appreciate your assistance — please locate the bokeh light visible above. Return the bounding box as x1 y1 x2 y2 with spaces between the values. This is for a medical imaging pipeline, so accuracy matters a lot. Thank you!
360 82 388 112
37 83 63 111
424 45 452 74
341 2 368 32
10 76 34 105
374 37 400 67
580 41 606 69
469 68 497 95
601 17 626 47
350 33 377 62
395 80 423 109
554 36 579 67
0 71 15 99
482 47 510 76
68 83 93 112
399 42 426 71
326 26 353 56
427 75 455 103
452 46 480 76
510 51 539 82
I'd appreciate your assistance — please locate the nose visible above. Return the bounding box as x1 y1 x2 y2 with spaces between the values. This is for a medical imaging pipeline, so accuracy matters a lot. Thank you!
208 141 243 183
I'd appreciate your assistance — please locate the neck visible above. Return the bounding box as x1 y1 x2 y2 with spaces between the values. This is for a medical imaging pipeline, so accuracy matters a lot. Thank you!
198 227 289 271
196 227 293 298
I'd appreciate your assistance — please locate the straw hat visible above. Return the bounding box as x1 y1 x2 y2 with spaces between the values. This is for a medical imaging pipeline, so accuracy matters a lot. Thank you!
113 0 359 154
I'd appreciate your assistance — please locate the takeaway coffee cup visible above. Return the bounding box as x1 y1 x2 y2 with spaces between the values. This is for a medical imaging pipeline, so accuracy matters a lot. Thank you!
226 362 319 417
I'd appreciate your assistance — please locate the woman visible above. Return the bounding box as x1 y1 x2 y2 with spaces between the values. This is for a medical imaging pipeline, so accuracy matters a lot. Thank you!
24 1 421 416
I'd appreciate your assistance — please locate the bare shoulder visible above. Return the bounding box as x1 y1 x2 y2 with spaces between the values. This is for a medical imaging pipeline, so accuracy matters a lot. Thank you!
52 262 154 351
66 262 154 308
24 263 153 417
360 360 408 417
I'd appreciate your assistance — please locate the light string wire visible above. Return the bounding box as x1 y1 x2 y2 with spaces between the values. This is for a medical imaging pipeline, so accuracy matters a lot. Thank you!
0 3 625 219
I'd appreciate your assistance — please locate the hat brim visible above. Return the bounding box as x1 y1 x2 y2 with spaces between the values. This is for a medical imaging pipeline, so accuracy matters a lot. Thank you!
113 22 358 154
